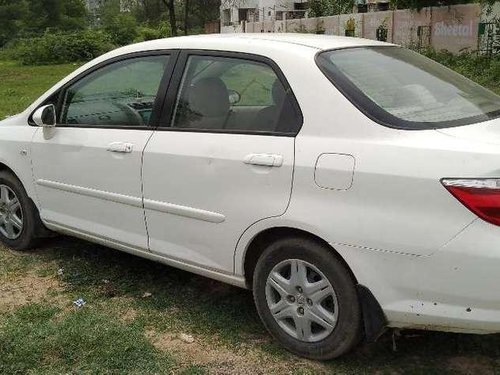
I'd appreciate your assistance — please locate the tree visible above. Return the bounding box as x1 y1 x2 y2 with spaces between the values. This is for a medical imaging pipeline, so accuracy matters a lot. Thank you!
133 0 165 25
60 0 88 31
0 0 28 46
307 0 353 16
22 0 86 35
162 0 177 36
189 0 220 32
131 0 222 36
184 0 189 35
105 13 138 44
101 0 138 44
308 0 334 16
0 0 86 45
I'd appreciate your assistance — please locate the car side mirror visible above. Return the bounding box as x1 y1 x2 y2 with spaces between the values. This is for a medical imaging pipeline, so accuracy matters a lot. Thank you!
32 104 56 127
228 90 241 105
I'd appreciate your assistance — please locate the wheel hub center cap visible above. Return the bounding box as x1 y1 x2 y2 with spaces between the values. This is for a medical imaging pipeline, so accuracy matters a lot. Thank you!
265 259 339 343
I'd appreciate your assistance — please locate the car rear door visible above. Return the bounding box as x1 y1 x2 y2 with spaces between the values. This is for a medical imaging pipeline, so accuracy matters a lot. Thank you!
30 52 177 249
142 51 303 273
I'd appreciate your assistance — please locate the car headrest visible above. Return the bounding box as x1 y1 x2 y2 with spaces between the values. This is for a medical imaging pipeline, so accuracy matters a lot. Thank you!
188 77 230 118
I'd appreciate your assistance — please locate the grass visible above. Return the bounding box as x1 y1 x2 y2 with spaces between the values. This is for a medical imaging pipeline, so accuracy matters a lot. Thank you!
0 57 500 373
0 304 174 374
1 238 500 374
0 61 79 119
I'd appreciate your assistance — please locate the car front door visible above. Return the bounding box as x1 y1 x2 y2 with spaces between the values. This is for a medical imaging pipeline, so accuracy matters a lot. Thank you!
142 51 303 273
31 52 176 249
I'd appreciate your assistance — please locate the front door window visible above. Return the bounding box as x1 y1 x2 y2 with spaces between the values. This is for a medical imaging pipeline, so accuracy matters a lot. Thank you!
61 56 169 127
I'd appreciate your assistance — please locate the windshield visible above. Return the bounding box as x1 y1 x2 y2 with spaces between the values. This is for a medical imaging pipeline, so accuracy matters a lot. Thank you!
316 47 500 130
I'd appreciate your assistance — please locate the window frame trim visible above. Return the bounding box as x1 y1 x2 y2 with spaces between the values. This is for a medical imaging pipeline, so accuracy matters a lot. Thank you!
157 49 304 137
29 49 180 130
315 46 500 131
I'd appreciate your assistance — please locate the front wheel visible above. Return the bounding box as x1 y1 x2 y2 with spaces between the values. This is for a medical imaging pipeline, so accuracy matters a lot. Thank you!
0 171 46 250
253 237 362 360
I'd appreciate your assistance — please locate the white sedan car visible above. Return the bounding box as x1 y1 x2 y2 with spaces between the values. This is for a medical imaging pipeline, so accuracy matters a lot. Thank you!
1 34 500 360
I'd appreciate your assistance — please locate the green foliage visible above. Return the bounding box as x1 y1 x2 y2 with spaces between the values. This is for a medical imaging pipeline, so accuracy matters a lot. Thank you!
22 0 86 35
185 0 220 31
0 0 28 47
308 0 355 16
135 22 172 42
99 0 138 45
104 13 139 45
308 0 335 17
0 0 222 60
11 30 115 65
0 0 87 47
132 0 173 26
345 17 356 31
0 304 174 373
422 49 500 93
58 0 88 31
390 0 492 10
0 0 211 50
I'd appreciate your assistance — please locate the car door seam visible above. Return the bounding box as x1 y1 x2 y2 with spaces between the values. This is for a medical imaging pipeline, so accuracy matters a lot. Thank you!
232 138 297 274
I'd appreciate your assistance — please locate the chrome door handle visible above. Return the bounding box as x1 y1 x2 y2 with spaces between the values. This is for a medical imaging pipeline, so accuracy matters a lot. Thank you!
244 153 283 167
107 142 133 153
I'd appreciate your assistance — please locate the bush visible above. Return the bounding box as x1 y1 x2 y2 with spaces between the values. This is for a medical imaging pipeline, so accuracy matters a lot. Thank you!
134 22 172 42
11 30 115 65
104 13 138 46
422 49 500 94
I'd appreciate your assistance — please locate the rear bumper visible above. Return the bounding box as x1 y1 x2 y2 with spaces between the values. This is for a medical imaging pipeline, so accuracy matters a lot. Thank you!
335 219 500 334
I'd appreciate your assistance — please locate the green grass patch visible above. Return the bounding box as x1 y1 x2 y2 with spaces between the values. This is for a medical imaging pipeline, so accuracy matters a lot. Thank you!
0 61 79 119
35 237 265 346
1 239 500 373
0 303 174 374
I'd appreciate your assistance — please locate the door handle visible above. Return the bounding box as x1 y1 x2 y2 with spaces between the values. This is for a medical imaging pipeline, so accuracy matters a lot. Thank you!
107 142 133 153
244 154 283 167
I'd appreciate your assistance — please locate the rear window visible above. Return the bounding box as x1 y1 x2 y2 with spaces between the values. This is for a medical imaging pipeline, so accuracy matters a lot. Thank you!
316 47 500 130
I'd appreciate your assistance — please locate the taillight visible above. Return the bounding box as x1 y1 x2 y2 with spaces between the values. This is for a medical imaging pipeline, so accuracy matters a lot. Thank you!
442 179 500 226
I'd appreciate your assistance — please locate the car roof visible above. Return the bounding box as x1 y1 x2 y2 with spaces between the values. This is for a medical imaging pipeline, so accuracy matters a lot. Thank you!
213 33 391 49
112 33 392 57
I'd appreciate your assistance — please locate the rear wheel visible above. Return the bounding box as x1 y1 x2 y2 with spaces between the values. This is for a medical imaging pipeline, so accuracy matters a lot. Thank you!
0 171 45 250
253 236 362 360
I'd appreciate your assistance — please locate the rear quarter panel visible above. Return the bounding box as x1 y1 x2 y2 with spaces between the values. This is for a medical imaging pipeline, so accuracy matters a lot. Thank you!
281 57 492 257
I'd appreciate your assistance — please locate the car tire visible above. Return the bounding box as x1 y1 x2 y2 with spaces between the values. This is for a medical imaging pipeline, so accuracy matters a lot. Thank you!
0 171 46 250
253 236 362 360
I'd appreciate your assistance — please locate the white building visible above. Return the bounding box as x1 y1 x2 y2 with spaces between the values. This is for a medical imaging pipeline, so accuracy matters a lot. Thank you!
221 0 309 27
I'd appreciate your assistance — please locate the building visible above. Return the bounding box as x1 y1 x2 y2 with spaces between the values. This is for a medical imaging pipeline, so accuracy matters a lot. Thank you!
221 0 309 27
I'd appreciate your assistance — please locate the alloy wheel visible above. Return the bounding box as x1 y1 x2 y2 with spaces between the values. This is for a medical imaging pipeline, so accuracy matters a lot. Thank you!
0 184 23 240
